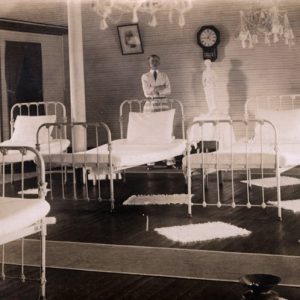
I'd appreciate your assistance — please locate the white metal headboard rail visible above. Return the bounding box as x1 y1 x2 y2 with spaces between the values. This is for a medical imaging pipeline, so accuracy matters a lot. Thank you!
119 98 185 140
10 101 67 139
245 94 300 118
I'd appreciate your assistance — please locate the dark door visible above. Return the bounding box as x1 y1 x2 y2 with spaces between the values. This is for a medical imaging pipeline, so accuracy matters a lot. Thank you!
2 41 43 139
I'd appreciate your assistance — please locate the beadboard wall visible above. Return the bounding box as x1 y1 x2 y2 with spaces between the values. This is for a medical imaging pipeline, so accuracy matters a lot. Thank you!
81 0 300 141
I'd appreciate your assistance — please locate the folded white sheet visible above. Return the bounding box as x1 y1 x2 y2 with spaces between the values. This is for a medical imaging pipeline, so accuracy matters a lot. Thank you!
0 139 70 163
0 197 50 244
45 138 187 168
183 142 300 170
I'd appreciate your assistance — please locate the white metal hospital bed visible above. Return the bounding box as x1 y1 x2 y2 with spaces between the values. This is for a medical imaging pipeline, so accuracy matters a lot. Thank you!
184 94 300 218
0 101 70 183
40 98 187 209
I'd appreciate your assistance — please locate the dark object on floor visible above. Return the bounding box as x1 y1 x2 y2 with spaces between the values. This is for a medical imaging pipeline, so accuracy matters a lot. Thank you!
240 274 281 300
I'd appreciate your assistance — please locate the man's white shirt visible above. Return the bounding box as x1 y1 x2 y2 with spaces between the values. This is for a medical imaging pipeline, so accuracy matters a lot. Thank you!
141 69 171 98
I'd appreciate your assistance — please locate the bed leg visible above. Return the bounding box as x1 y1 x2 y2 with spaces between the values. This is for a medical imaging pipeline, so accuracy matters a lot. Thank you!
248 169 252 190
109 174 115 212
219 171 223 187
276 165 282 221
1 245 5 280
10 163 14 183
187 168 192 217
204 173 208 190
122 170 126 183
82 167 86 185
40 219 47 300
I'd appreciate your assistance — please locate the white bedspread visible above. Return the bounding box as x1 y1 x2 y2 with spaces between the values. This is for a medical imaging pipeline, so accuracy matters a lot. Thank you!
0 139 70 163
45 139 186 169
183 142 300 170
0 197 50 244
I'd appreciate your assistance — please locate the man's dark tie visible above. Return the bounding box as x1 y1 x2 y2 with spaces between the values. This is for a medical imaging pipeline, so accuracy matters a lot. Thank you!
153 71 157 81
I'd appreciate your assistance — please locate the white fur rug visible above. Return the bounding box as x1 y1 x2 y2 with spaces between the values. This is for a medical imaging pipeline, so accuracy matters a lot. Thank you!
268 199 300 214
154 222 251 243
123 194 190 205
241 176 300 188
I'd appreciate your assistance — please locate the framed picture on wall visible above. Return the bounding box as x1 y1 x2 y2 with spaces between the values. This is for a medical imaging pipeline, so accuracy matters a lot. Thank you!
117 24 143 55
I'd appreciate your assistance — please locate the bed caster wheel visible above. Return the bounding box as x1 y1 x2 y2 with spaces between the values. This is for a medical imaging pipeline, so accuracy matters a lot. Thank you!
188 213 192 218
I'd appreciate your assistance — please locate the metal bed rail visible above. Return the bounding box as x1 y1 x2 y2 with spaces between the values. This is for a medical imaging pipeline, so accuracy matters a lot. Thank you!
0 145 55 300
10 101 67 139
245 94 300 118
119 98 185 140
186 119 282 219
36 121 115 210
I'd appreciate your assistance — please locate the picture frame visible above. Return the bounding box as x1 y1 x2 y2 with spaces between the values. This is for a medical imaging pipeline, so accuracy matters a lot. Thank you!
117 24 143 55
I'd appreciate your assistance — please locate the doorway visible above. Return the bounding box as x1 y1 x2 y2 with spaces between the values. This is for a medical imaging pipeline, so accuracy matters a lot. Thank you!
2 41 43 139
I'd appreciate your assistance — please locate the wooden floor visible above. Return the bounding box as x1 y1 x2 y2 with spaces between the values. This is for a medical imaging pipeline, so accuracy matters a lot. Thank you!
2 168 300 298
32 170 300 256
1 266 300 299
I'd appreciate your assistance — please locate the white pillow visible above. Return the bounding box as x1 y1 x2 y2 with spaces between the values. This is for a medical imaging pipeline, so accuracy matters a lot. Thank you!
127 109 175 144
254 109 300 143
11 115 56 144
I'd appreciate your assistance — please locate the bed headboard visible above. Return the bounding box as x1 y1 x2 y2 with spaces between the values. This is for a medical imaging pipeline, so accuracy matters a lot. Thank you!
119 98 185 140
10 101 67 139
245 94 300 118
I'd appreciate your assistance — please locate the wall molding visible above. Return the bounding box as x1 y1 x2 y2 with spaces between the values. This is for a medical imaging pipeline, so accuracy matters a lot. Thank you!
0 18 68 35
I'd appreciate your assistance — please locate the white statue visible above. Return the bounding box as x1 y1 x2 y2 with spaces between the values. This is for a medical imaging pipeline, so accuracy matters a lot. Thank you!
202 59 217 114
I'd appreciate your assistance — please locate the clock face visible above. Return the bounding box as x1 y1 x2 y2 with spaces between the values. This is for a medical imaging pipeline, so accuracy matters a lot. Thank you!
200 28 218 47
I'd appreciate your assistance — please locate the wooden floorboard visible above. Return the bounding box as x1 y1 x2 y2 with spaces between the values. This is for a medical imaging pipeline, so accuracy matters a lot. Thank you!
30 171 299 256
1 266 300 300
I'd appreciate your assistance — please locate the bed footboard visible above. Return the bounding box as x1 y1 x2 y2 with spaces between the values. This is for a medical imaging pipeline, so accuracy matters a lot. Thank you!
36 122 115 210
185 119 282 219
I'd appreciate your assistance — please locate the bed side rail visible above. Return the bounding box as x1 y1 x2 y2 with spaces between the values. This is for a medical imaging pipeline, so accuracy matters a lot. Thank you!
119 98 185 140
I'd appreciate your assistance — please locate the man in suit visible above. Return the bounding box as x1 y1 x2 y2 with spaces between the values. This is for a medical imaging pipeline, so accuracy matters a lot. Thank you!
141 54 175 168
141 54 171 112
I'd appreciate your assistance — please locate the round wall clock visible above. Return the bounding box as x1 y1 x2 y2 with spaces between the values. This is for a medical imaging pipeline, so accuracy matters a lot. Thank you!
197 25 220 62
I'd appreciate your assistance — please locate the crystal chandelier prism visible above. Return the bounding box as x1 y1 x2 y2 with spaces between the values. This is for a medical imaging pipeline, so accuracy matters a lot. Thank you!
237 1 295 48
91 0 193 30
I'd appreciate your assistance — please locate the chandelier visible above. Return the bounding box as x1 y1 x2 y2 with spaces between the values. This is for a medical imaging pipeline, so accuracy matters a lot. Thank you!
237 1 295 48
91 0 193 30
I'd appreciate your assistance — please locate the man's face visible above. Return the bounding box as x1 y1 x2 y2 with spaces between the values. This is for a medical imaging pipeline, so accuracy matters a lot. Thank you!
149 57 160 70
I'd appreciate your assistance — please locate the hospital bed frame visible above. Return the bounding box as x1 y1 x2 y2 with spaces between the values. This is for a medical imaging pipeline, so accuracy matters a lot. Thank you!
186 93 300 218
8 101 68 183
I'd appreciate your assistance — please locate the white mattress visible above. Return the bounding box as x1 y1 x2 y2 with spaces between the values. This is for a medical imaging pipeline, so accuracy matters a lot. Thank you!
183 142 300 170
0 197 50 244
46 138 187 168
0 139 70 163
